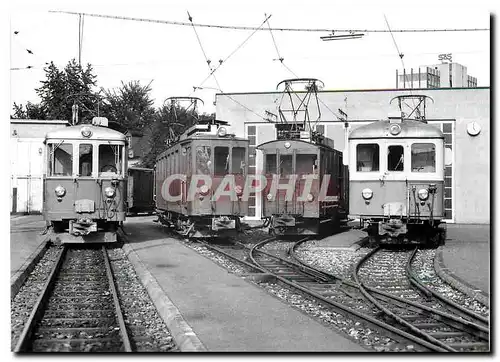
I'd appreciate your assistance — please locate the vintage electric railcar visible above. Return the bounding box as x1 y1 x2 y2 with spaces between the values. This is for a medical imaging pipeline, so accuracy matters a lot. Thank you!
43 118 127 243
257 134 348 235
347 115 446 245
155 121 249 237
127 167 155 215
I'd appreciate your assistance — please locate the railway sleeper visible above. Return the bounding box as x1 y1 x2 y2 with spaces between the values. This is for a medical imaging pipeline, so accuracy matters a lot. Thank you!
446 342 490 351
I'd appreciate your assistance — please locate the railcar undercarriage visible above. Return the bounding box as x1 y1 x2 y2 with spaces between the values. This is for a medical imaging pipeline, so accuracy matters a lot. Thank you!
363 218 446 246
48 219 119 243
155 210 242 238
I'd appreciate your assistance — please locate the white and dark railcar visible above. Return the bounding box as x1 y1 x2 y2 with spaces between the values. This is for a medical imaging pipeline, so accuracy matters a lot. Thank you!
43 118 127 243
347 114 447 245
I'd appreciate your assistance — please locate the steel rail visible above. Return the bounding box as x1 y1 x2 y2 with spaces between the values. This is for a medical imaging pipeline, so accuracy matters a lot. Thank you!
407 248 489 326
102 246 133 352
14 246 67 353
289 240 489 339
290 239 489 350
249 238 447 352
353 246 457 351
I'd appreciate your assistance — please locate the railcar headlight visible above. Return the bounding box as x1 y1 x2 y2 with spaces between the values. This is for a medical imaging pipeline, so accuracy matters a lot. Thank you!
55 185 66 197
81 126 92 138
217 127 227 137
418 188 429 201
361 188 373 200
235 185 243 196
306 193 314 202
266 193 273 201
199 184 210 196
284 141 291 149
104 186 116 198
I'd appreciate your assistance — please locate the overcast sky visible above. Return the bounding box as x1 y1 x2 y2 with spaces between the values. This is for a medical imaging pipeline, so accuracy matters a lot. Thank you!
8 0 493 115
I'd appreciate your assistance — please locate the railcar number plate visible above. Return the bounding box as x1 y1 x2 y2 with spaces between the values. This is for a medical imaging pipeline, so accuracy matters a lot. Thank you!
75 199 95 213
382 202 406 217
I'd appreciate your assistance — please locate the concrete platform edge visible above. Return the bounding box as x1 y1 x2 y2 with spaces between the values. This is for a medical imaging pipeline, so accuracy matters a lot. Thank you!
11 235 51 298
118 228 207 352
434 246 489 306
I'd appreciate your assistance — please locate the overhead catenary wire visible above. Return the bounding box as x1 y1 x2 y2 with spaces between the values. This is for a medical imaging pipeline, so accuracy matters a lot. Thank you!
187 11 223 93
191 14 272 94
384 14 415 107
49 10 489 33
265 15 299 78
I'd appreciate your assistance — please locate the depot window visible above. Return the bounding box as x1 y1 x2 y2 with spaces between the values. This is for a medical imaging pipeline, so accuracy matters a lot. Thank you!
387 145 404 171
99 144 124 176
79 144 93 176
195 146 211 175
411 143 436 172
356 144 379 172
48 142 73 176
232 147 246 174
214 146 230 176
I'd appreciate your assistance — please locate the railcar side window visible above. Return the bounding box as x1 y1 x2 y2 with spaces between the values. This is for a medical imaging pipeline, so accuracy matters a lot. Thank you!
387 145 404 172
98 144 124 176
232 147 246 174
214 146 230 176
279 155 293 176
265 154 277 174
49 142 73 176
79 144 93 176
356 144 379 172
411 143 436 172
196 146 211 175
296 154 317 174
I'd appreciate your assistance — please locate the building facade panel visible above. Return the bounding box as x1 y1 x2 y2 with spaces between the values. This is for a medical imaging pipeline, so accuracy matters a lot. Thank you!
216 88 489 224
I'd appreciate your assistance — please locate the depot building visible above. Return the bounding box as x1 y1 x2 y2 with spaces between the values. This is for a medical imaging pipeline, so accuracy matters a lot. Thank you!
215 87 490 224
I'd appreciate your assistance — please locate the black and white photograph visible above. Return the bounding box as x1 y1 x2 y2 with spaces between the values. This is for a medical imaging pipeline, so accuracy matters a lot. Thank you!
6 0 492 354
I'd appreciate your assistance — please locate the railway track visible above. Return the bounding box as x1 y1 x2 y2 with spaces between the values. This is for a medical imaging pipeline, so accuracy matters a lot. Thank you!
14 246 132 352
196 236 450 351
353 246 490 352
190 235 489 352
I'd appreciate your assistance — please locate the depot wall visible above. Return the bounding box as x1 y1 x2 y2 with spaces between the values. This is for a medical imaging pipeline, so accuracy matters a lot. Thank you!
216 87 490 224
10 119 69 214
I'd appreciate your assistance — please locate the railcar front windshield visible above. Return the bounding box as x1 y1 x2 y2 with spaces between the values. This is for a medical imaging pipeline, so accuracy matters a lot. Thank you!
411 143 436 172
214 146 230 176
387 145 404 172
231 147 246 174
279 154 293 176
196 146 211 175
296 154 317 175
356 144 379 172
98 144 124 177
265 154 277 174
79 144 93 176
48 142 73 176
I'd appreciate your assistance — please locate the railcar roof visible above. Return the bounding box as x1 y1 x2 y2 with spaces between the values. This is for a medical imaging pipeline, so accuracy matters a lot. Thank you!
257 138 333 151
45 125 126 141
157 134 249 160
349 120 444 139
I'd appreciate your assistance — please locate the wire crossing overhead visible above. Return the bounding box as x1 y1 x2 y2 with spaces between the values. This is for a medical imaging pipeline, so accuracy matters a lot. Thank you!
49 11 489 33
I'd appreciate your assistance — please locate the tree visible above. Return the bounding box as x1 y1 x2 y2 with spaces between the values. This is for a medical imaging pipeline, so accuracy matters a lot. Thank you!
35 59 98 123
11 101 46 119
140 104 214 168
101 81 155 132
